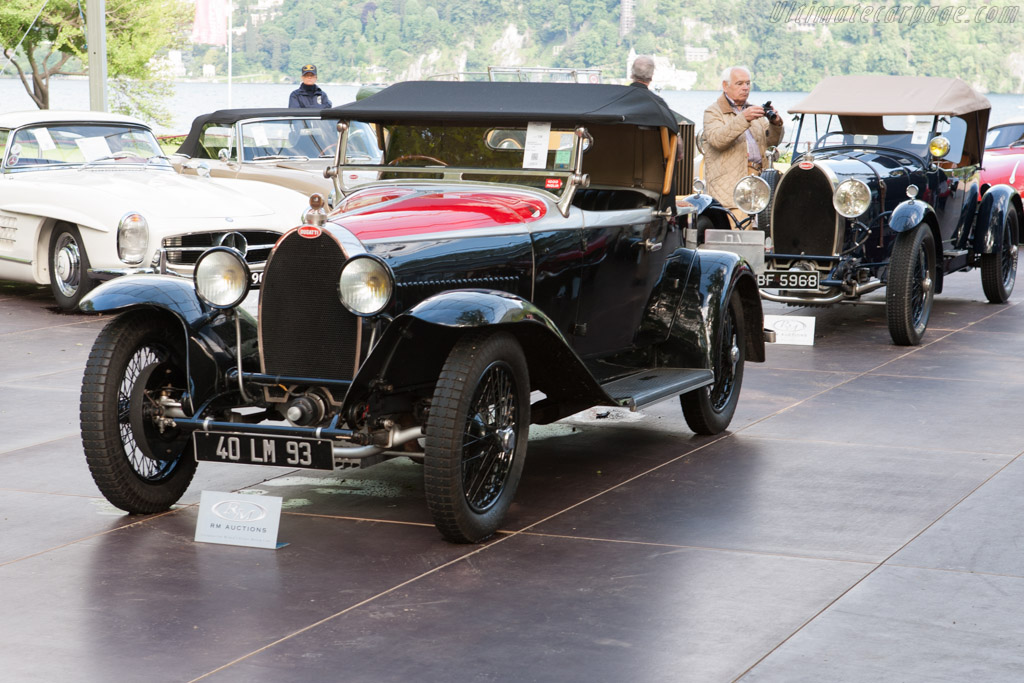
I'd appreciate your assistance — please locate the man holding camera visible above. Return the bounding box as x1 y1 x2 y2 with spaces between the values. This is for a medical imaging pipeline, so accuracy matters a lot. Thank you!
702 66 784 224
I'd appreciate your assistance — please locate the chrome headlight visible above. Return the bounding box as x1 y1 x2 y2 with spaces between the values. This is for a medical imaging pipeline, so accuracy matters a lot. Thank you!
929 136 951 159
117 212 149 264
733 175 771 214
338 255 393 316
833 178 871 218
194 247 250 309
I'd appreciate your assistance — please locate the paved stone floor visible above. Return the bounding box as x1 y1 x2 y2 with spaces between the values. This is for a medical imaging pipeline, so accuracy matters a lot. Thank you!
2 272 1024 682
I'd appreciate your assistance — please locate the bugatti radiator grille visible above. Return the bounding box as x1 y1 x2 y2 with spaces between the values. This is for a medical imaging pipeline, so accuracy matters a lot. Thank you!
259 232 360 382
770 166 839 258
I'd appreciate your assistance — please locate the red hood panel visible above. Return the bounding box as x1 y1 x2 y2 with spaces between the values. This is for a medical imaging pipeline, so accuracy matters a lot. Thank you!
332 190 547 240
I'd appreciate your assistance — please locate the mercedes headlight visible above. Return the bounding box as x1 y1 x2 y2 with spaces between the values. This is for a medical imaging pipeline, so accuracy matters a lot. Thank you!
194 247 250 309
733 175 771 215
833 178 871 218
338 255 393 316
117 212 149 264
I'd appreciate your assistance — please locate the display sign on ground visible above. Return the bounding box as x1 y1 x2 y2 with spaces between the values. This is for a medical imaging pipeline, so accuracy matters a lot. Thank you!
194 490 285 549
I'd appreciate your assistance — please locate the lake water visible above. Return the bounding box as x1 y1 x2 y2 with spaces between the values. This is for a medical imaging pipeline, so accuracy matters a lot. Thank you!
2 77 1023 139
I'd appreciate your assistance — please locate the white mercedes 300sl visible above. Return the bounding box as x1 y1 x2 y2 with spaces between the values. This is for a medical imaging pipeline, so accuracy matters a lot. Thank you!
0 110 306 310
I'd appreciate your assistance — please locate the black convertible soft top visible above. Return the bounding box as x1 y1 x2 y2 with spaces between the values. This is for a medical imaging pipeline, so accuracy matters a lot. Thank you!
323 81 681 129
176 108 323 157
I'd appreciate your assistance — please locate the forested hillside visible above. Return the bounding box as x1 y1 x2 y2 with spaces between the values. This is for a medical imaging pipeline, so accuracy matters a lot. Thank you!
194 0 1024 92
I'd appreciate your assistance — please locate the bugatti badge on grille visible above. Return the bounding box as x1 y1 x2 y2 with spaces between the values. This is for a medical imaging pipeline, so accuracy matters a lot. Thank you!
298 226 322 239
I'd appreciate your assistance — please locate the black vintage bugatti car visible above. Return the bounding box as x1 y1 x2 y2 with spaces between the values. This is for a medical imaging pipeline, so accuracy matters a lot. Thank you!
700 75 1020 345
77 81 767 543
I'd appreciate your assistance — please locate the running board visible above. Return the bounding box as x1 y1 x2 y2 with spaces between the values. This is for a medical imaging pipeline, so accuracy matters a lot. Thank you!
602 368 714 411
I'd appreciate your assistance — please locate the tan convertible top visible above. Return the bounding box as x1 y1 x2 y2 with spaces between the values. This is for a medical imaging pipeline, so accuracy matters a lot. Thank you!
791 75 990 116
793 75 990 166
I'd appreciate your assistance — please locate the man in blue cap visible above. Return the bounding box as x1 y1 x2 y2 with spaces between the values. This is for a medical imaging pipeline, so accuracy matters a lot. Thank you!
288 64 333 108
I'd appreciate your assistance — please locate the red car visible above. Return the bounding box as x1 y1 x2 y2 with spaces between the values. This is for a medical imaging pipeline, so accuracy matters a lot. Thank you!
982 118 1024 195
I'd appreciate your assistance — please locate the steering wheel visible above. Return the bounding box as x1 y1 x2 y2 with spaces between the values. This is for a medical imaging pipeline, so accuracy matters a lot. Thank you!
815 132 846 147
388 154 449 166
321 142 338 157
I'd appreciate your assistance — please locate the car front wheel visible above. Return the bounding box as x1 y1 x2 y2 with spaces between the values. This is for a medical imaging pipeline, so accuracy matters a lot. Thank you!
981 206 1019 303
887 224 936 346
80 310 197 513
681 291 745 435
48 223 96 311
424 331 529 543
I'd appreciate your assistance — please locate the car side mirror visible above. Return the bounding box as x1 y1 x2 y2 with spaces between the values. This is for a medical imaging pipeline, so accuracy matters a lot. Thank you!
217 148 231 162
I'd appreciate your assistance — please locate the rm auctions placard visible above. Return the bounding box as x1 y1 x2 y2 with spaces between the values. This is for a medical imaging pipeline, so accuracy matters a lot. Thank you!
763 314 816 346
194 491 285 549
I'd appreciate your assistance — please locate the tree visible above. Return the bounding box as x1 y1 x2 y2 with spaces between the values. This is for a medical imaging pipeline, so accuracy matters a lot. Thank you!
0 0 190 121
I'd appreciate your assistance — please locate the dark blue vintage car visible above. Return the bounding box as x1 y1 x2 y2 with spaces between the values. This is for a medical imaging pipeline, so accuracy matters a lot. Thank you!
693 75 1020 346
78 82 767 543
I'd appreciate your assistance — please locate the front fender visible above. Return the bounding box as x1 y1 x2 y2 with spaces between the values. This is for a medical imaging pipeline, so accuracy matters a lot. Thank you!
684 194 737 232
343 289 609 425
80 275 258 408
974 184 1017 254
889 199 933 234
80 274 209 323
683 193 717 214
659 249 765 369
404 289 561 331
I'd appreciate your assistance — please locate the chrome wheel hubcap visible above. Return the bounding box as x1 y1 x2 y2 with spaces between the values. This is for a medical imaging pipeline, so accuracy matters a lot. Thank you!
54 236 81 297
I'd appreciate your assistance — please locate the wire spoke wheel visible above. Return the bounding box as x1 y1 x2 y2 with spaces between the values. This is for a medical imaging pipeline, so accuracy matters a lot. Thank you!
425 332 529 543
116 345 185 482
461 362 518 512
681 291 745 435
887 224 936 345
81 311 197 513
982 206 1019 304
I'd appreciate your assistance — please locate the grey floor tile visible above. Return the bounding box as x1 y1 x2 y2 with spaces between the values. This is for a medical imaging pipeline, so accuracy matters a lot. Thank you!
743 565 1024 682
743 373 1024 455
0 369 84 454
530 436 1005 562
891 455 1024 576
0 510 474 683
199 534 870 683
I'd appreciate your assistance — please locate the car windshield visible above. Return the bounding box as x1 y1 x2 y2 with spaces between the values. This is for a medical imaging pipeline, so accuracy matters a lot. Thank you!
4 123 164 170
339 123 581 192
800 113 968 164
985 123 1024 149
238 119 381 163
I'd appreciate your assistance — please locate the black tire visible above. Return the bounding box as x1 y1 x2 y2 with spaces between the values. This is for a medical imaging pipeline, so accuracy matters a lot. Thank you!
48 223 96 311
981 206 1019 303
681 291 745 435
886 224 936 346
424 331 530 543
80 311 197 513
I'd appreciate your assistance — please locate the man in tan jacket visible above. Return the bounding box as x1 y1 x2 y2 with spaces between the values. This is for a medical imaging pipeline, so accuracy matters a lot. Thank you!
703 66 784 224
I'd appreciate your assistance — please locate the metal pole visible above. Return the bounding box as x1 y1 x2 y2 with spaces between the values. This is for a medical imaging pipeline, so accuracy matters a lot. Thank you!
227 0 233 107
86 0 108 111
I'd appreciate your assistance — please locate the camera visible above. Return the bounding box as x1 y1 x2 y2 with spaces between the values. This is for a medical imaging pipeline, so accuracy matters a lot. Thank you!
763 100 778 123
